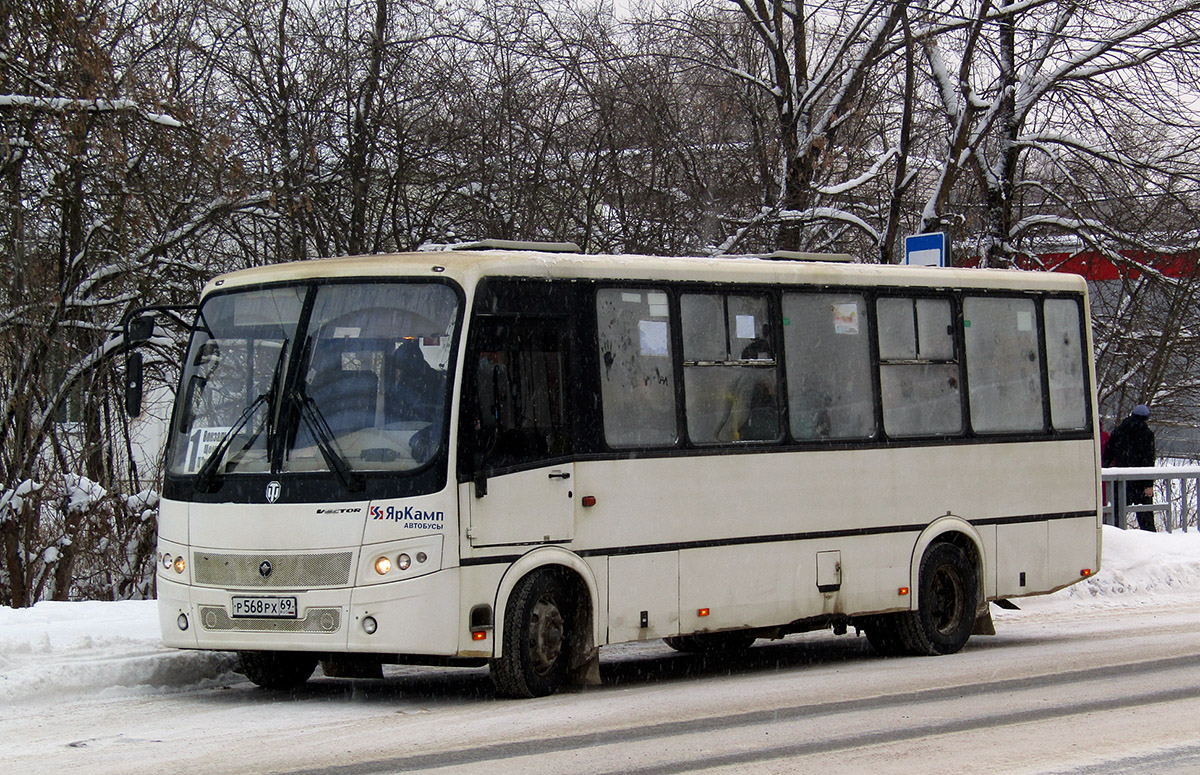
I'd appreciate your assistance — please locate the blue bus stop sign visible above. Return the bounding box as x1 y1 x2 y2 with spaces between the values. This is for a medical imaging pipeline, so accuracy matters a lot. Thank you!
905 232 949 267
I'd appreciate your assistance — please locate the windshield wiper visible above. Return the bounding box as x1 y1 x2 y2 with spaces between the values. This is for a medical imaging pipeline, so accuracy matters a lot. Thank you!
193 339 289 493
193 393 268 493
222 338 291 474
290 386 365 492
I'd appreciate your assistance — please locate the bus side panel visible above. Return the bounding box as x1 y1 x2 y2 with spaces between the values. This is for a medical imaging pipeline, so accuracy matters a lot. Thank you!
678 544 809 634
608 552 678 643
1046 516 1101 592
996 522 1049 598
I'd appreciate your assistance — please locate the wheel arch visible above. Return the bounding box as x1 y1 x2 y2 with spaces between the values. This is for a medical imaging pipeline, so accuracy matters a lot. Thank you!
908 516 987 613
492 546 600 659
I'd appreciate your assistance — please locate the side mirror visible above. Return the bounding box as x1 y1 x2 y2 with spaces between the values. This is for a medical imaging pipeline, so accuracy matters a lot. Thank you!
124 352 144 417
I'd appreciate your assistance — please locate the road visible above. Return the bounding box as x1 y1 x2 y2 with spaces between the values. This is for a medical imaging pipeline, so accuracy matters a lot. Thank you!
8 597 1200 775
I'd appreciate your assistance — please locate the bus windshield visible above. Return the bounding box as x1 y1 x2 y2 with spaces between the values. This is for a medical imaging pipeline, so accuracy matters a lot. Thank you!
166 281 459 481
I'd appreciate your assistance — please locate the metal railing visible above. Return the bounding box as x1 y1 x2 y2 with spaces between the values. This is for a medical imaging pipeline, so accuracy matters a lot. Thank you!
1102 464 1200 531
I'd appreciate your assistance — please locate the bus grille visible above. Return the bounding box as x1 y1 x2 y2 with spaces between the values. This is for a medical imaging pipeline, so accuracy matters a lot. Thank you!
192 551 353 588
198 606 342 633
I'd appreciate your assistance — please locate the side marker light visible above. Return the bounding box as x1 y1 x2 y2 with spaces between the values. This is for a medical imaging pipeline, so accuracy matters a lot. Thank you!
1081 568 1093 577
472 630 488 641
582 496 597 508
698 608 710 617
899 587 910 596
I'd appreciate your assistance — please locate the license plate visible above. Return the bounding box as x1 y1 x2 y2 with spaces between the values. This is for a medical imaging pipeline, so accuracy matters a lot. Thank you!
231 596 298 619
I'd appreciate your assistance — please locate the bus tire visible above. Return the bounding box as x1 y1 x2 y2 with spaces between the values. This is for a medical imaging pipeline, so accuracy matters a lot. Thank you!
663 631 756 653
238 650 318 690
898 542 977 656
491 570 573 698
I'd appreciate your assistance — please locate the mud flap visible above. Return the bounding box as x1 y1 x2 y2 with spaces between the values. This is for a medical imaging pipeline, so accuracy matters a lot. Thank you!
570 647 602 686
972 607 996 636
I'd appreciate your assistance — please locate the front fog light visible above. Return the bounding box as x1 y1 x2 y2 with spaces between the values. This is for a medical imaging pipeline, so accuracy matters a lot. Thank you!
374 556 392 575
177 613 189 631
362 616 378 635
397 553 412 571
173 556 186 574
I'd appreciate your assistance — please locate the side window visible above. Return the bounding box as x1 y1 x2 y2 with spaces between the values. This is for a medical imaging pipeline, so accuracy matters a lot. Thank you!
963 296 1044 433
1044 297 1089 430
596 288 678 448
468 318 572 472
877 296 962 437
681 292 779 444
782 292 876 440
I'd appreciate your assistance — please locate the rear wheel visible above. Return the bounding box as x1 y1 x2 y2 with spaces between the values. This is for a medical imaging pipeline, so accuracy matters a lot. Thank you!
865 542 978 657
900 542 978 655
238 650 318 690
663 631 757 653
491 570 574 698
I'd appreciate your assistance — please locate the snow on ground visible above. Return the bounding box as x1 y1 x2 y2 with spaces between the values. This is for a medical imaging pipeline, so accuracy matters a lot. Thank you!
2 525 1200 707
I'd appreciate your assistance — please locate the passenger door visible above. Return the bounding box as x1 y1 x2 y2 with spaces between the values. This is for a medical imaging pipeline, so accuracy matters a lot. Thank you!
463 312 575 547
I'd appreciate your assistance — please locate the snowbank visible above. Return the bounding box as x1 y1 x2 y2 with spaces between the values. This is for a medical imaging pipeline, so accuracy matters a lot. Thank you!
0 599 235 706
1 525 1198 706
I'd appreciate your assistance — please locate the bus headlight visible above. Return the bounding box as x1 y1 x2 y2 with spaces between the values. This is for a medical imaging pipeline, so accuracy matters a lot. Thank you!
374 556 392 575
397 553 411 571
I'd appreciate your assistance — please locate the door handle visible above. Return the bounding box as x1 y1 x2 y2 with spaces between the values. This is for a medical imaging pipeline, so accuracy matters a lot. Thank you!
548 471 571 480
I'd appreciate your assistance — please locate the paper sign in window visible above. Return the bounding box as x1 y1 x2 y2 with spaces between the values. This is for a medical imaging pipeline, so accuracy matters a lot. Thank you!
647 292 669 318
735 314 756 340
833 303 860 334
1016 310 1033 332
639 320 669 356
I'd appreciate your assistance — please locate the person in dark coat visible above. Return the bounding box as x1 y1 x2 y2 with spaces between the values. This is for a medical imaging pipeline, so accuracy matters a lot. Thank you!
1102 404 1157 531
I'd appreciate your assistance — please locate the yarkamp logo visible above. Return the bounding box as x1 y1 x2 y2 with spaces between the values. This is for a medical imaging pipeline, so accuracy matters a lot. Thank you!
370 504 445 530
258 560 273 578
265 481 281 503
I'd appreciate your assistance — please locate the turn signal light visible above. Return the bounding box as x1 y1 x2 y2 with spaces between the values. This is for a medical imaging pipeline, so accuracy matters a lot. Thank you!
173 556 186 574
374 556 392 575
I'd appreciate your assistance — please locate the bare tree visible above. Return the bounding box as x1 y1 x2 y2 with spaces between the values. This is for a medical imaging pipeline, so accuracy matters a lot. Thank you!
913 0 1200 267
0 0 269 605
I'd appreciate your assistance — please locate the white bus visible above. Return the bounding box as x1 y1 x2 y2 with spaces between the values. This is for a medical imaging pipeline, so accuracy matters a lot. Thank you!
139 242 1101 697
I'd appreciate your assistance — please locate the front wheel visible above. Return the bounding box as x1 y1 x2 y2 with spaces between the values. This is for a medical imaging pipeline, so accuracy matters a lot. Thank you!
238 650 318 690
491 570 574 698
